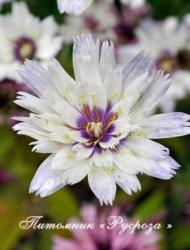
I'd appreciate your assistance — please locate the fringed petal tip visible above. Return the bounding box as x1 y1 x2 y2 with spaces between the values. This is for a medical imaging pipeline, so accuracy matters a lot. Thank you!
29 156 65 198
145 156 181 180
29 178 65 198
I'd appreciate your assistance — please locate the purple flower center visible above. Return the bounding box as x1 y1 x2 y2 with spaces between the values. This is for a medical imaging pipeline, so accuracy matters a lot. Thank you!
83 16 99 31
114 23 137 44
156 51 178 74
13 36 36 62
96 242 112 250
73 104 119 152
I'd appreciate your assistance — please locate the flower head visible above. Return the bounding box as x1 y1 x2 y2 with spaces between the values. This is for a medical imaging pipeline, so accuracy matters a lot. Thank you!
60 1 117 42
53 204 160 250
118 17 190 112
14 34 190 205
57 0 93 15
56 0 148 15
0 2 63 82
114 0 150 45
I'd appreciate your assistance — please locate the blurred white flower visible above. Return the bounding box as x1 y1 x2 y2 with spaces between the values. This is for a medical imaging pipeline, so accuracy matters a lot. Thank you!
14 34 190 205
57 0 146 15
118 17 190 112
0 2 63 82
119 0 145 8
60 1 117 42
57 0 93 15
0 0 12 9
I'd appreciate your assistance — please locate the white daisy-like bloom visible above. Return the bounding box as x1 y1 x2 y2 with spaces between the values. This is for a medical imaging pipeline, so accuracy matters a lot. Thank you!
14 34 190 205
118 17 190 112
57 0 146 15
0 2 63 82
60 1 117 42
57 0 93 15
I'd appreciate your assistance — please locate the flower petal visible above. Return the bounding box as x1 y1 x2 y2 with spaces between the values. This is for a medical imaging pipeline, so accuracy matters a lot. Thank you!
123 51 155 84
114 169 141 195
73 34 102 86
88 168 116 205
142 113 190 138
53 235 79 250
29 156 65 197
52 97 80 127
125 136 169 160
113 148 140 174
73 144 94 159
63 162 90 185
138 155 180 180
52 147 76 169
131 71 171 117
30 139 61 153
91 150 113 167
19 61 50 97
14 92 51 114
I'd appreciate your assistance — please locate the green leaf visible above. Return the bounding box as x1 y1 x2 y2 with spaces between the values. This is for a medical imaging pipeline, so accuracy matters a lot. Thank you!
133 190 165 220
0 125 14 159
47 188 79 221
0 207 26 250
171 223 190 249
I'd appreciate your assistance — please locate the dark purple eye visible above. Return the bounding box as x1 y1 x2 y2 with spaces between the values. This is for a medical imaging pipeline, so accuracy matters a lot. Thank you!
13 36 36 62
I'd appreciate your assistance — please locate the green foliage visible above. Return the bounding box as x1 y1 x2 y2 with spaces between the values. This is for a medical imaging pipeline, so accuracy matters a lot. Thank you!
47 188 79 221
0 125 14 159
133 190 165 220
148 0 190 19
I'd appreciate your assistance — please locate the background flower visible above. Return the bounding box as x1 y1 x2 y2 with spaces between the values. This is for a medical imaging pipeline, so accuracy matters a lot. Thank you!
57 0 93 15
0 0 12 9
53 204 160 250
0 2 63 82
114 0 150 45
118 17 190 112
60 0 117 42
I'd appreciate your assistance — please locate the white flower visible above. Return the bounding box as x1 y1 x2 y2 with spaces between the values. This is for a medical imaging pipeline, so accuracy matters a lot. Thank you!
119 0 145 8
14 34 190 205
0 0 11 8
0 2 63 82
60 1 117 42
57 0 146 15
118 17 190 112
57 0 93 15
